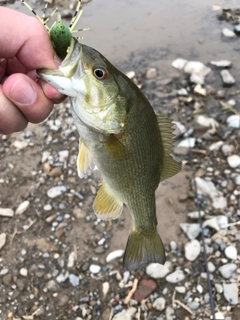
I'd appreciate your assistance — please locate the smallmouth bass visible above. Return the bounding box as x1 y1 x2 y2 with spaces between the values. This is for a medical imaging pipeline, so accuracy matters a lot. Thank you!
38 38 180 270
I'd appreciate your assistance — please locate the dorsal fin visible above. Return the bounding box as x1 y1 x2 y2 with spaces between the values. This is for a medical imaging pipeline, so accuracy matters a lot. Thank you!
157 115 180 181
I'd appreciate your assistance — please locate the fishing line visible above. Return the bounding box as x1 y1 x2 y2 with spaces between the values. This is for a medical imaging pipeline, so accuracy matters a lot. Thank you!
187 136 216 320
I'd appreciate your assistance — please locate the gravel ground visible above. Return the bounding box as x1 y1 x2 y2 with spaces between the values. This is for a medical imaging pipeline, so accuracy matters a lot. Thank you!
0 2 240 320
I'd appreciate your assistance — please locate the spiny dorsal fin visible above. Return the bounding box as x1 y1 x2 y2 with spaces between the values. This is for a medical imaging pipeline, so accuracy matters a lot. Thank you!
157 115 180 181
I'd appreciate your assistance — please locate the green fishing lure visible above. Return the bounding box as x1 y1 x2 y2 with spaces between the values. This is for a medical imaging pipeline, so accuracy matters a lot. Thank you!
21 0 88 59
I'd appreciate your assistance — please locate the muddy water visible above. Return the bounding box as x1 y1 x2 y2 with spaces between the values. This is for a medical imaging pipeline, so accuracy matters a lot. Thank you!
8 0 240 75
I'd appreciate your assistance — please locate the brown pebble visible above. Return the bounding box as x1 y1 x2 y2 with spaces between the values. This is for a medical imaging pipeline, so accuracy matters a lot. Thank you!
57 293 69 306
133 279 157 302
178 193 188 202
48 167 62 177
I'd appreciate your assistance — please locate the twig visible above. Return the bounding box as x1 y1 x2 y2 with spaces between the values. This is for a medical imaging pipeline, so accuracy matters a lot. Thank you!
108 308 113 320
174 299 194 316
124 278 138 305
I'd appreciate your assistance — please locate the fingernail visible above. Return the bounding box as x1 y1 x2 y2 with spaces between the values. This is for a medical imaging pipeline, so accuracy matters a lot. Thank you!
10 78 36 105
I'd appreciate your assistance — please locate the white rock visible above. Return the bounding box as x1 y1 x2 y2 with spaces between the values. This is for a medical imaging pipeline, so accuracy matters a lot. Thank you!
178 88 188 96
125 71 135 79
196 284 203 294
223 283 238 305
215 312 225 320
41 151 50 163
227 115 240 128
166 306 175 320
210 60 232 68
20 268 28 277
171 58 188 70
106 249 124 263
43 204 52 211
235 175 240 185
177 138 196 148
194 84 207 96
102 282 110 298
166 269 185 283
13 140 29 150
184 61 211 79
175 286 186 294
180 223 201 240
222 28 236 38
188 210 204 219
224 246 237 260
113 307 137 320
89 264 101 274
195 177 227 210
227 155 240 168
219 263 237 279
208 261 216 273
203 216 228 231
173 121 186 137
146 261 172 279
146 68 157 79
58 150 69 159
0 268 8 275
0 208 14 217
15 201 30 215
0 233 6 250
56 272 69 283
209 141 224 151
215 283 223 293
222 144 233 155
153 297 166 311
220 70 235 86
185 240 201 261
67 251 75 268
69 274 80 286
47 186 67 198
196 115 219 130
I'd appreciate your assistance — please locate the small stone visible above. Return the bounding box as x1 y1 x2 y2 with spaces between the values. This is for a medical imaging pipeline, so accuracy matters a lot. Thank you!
234 24 240 35
73 207 85 219
227 155 240 168
69 274 80 286
175 287 186 294
194 84 207 96
188 211 204 219
196 115 219 130
125 71 135 79
209 141 224 151
222 144 233 155
43 204 52 211
56 272 69 283
89 264 101 274
58 150 69 159
188 301 200 310
13 140 28 150
67 251 75 268
146 68 157 79
184 61 211 78
208 261 216 273
102 281 110 298
177 138 195 148
222 28 236 38
20 268 28 277
215 283 223 293
47 186 67 198
57 293 69 306
210 60 232 68
219 263 237 279
0 208 14 217
146 261 172 278
48 167 62 177
224 246 237 260
196 285 203 294
46 280 59 292
106 249 124 263
166 269 185 283
227 115 240 128
215 312 225 320
180 223 201 240
166 306 175 320
223 283 238 305
171 58 188 70
170 241 177 251
185 240 201 261
153 297 166 311
0 233 6 250
112 307 137 320
133 279 157 302
15 201 30 215
220 70 235 86
41 151 50 163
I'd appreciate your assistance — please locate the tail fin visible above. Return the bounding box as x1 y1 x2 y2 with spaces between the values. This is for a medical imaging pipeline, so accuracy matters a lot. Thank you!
123 229 166 271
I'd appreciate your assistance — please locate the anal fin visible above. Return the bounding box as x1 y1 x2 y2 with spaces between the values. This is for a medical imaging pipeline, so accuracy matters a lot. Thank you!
93 180 123 220
77 138 95 178
157 115 180 181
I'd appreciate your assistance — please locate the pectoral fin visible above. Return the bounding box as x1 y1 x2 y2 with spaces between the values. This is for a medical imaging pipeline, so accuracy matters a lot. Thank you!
157 115 180 181
77 138 95 178
103 134 128 161
93 180 123 220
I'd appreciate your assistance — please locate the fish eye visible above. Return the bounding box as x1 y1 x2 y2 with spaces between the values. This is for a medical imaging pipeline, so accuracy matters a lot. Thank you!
93 67 108 80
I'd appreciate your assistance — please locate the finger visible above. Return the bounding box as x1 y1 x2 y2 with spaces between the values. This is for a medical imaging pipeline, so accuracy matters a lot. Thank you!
3 73 54 123
38 78 66 103
0 7 56 70
0 85 28 134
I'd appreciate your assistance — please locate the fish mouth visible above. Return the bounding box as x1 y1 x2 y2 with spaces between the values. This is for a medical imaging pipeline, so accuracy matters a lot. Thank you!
37 37 83 97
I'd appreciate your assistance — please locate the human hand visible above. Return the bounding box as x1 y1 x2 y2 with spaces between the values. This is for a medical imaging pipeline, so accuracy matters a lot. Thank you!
0 7 65 135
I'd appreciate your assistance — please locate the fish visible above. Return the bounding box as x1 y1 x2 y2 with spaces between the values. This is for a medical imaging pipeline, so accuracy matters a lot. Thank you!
38 37 180 271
